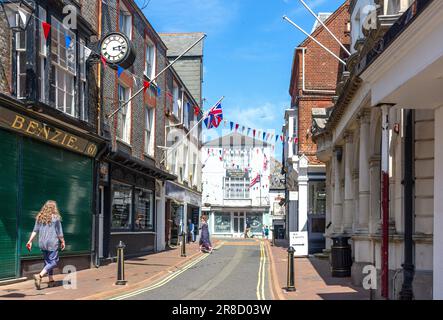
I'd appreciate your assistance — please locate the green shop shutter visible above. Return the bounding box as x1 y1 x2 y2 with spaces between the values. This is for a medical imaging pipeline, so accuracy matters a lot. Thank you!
0 130 19 279
20 138 94 257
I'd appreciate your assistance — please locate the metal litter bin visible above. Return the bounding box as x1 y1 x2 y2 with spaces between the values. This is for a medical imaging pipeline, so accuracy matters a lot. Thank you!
330 236 352 277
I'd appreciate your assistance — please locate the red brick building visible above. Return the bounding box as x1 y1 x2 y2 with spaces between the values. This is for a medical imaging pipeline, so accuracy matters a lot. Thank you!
283 1 350 251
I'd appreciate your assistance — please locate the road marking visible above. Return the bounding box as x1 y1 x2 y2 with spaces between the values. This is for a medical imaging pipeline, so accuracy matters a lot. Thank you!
110 242 225 300
256 241 266 300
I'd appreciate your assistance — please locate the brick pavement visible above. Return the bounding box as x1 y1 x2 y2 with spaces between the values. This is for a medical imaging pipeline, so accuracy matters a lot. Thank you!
266 240 369 300
0 241 220 300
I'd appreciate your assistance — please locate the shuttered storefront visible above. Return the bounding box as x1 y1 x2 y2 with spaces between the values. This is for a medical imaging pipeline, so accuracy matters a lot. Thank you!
20 137 94 258
0 130 19 280
0 128 94 280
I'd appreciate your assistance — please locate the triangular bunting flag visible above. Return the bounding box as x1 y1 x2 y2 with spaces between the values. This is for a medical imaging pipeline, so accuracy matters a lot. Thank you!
84 46 92 60
230 122 234 131
194 106 200 116
65 34 72 48
276 135 279 142
143 80 150 92
263 132 266 140
247 128 251 136
117 66 124 78
157 87 161 96
253 129 256 137
235 124 239 132
42 22 51 40
100 55 107 67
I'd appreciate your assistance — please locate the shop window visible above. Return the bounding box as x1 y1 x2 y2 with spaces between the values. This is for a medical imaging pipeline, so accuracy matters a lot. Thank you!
214 213 231 233
309 181 326 215
112 183 133 230
247 214 263 234
134 188 154 231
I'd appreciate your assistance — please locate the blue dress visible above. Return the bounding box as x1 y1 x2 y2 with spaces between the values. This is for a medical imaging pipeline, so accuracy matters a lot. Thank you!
199 222 211 248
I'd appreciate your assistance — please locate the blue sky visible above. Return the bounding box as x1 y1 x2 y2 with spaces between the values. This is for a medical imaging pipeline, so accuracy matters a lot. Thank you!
139 0 345 161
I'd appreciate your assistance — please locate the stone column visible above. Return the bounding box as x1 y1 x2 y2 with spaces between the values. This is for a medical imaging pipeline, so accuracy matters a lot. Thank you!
332 147 343 234
434 106 443 299
325 162 333 249
343 132 355 233
358 110 371 232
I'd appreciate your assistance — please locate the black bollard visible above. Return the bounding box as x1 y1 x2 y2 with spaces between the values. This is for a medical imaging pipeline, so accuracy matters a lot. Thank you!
116 241 127 285
181 232 187 257
287 246 296 292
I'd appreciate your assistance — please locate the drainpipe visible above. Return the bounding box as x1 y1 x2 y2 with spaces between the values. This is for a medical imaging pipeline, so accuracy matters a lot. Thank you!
297 47 338 95
399 109 415 300
380 104 391 299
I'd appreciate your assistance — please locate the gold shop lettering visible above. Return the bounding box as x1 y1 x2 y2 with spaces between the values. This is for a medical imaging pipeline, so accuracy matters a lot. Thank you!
11 115 80 151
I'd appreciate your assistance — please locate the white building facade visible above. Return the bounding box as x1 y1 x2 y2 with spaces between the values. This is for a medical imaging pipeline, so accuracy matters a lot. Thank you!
202 133 272 238
312 0 441 300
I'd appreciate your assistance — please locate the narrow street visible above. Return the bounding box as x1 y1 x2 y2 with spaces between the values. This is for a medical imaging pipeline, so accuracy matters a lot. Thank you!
112 239 271 300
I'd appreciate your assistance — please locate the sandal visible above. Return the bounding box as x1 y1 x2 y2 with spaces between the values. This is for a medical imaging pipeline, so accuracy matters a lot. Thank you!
33 274 42 290
48 281 56 288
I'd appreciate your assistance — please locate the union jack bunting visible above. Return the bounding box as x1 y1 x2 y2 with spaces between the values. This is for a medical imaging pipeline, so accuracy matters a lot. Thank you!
204 103 223 129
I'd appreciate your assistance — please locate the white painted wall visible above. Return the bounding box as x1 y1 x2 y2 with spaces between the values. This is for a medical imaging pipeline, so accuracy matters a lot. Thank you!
434 106 443 299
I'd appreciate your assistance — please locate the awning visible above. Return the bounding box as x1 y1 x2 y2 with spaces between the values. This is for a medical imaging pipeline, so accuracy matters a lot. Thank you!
107 150 176 181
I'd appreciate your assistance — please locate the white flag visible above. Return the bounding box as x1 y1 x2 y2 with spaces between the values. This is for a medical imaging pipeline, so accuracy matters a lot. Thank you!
84 46 92 60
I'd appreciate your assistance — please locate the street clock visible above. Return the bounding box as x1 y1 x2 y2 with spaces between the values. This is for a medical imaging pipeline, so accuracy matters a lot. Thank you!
100 32 136 69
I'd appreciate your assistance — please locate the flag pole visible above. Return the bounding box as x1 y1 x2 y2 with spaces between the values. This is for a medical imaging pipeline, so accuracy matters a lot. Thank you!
297 0 351 56
160 96 225 165
107 34 207 119
283 15 347 66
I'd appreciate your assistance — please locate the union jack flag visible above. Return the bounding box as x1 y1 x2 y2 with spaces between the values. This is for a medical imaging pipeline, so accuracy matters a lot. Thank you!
250 174 261 188
204 103 223 129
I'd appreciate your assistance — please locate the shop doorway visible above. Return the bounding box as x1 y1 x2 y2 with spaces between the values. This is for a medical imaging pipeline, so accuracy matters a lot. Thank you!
233 212 245 238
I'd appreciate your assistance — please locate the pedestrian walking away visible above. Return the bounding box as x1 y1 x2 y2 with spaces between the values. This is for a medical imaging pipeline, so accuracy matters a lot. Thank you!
264 225 270 240
26 200 66 290
199 215 213 253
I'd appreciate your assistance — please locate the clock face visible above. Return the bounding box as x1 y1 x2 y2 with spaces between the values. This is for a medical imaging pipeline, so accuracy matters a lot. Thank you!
101 33 129 64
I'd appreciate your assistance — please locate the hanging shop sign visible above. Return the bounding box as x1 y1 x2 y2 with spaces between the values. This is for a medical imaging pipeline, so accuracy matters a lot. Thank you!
0 107 98 157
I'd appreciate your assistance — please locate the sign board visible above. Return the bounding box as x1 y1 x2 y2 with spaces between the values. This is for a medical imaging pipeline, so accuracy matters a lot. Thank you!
289 191 298 201
226 169 248 179
0 106 98 157
289 231 308 257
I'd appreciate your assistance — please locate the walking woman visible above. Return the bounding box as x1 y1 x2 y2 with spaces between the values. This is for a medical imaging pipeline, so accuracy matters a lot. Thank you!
26 201 66 290
199 215 213 253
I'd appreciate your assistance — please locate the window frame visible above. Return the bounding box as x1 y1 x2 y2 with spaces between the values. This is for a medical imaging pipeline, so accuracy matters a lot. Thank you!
144 40 156 81
119 2 132 40
144 106 155 157
117 84 132 145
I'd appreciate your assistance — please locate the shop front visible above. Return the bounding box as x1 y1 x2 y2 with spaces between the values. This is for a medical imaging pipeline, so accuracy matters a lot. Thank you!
99 152 175 261
210 208 269 238
165 181 202 247
0 104 103 281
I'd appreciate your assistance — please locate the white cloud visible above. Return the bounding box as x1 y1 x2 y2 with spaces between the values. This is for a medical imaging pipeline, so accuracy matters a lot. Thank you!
224 102 286 132
142 0 239 34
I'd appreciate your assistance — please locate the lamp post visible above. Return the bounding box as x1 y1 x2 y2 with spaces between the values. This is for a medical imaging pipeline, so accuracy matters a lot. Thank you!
0 0 34 32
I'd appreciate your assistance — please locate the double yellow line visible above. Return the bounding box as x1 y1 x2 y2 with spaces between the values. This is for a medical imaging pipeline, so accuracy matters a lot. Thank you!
256 241 267 300
110 242 224 300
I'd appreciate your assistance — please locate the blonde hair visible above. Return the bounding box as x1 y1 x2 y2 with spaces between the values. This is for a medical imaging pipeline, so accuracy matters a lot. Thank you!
36 201 62 225
200 215 208 222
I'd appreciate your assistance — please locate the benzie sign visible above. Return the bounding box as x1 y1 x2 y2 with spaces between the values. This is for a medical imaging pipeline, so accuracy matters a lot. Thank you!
0 107 98 157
